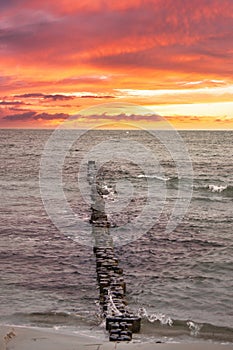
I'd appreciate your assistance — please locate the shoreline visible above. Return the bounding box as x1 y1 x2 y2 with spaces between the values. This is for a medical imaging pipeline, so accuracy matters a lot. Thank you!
1 325 232 350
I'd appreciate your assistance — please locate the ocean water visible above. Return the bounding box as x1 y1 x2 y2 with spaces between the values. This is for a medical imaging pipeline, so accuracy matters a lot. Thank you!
0 129 232 344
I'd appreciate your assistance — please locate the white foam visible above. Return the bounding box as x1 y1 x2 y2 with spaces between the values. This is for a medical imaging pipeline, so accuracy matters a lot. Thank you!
136 307 173 326
187 321 202 336
208 184 227 193
138 174 170 181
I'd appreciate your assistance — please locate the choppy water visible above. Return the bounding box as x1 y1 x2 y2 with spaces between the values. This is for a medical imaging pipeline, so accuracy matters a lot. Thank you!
0 129 232 344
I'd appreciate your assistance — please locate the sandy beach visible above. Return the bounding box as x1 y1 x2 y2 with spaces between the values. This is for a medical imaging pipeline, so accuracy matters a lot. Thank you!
0 325 232 350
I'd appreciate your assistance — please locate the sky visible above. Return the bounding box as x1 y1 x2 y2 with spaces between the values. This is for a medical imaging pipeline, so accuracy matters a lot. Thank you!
0 0 233 129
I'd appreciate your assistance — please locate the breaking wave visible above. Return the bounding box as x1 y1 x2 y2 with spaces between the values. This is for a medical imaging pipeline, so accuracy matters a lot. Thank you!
4 309 233 343
194 183 233 197
135 308 233 343
137 174 233 197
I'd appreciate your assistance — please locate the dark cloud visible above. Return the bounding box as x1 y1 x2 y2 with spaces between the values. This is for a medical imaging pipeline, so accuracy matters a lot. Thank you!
3 110 69 121
70 112 163 123
15 93 45 98
15 93 75 101
4 111 37 121
14 92 114 100
43 94 75 101
4 110 162 123
36 112 69 120
0 100 23 105
80 95 115 99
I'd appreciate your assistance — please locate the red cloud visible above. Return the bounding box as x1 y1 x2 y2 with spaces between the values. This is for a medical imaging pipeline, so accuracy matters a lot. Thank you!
1 0 233 128
1 0 232 76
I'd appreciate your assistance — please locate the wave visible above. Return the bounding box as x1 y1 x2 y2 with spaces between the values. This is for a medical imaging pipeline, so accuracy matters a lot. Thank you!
136 308 233 342
208 184 228 193
137 175 233 199
138 174 171 181
194 183 233 197
6 309 233 343
4 311 99 329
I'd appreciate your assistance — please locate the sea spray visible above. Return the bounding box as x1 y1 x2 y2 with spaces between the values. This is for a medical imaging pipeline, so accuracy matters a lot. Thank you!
187 321 202 336
208 184 228 193
136 307 173 326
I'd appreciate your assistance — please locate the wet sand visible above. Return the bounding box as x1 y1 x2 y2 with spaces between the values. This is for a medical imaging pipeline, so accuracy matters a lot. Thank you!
0 325 232 350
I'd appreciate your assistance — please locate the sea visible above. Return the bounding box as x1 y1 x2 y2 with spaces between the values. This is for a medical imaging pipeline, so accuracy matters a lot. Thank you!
0 129 232 344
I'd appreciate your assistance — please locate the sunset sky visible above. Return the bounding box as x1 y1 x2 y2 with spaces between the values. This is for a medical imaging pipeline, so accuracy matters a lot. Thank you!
0 0 233 129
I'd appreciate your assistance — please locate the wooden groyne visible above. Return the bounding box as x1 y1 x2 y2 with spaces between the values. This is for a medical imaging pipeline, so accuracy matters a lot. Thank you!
88 161 141 342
